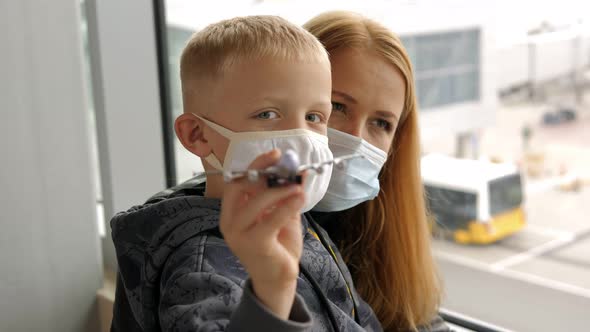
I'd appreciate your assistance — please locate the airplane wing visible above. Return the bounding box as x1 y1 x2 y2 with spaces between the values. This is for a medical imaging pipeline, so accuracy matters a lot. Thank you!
205 167 280 183
206 153 364 183
297 153 364 173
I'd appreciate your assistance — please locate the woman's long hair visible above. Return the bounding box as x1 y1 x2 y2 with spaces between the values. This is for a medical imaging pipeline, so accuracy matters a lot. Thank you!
304 11 442 331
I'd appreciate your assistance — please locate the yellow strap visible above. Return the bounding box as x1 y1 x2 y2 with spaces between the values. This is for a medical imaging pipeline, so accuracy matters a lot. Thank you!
307 227 355 316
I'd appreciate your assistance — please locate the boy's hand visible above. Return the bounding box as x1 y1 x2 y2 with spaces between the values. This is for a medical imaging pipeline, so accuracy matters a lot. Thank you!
219 149 305 320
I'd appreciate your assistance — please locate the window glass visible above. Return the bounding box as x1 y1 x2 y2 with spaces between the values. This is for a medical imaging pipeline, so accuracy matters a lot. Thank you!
410 28 481 109
160 2 590 331
451 70 480 104
167 26 194 117
489 174 524 215
426 185 478 230
80 0 105 237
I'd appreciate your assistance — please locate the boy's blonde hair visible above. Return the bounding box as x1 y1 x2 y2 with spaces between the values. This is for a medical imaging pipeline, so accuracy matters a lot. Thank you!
180 15 329 111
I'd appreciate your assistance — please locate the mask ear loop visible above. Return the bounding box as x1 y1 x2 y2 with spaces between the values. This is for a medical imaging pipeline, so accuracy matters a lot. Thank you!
204 154 224 171
192 114 236 171
192 114 236 139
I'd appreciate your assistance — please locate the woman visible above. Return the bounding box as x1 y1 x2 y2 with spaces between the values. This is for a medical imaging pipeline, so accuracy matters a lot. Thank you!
304 11 446 331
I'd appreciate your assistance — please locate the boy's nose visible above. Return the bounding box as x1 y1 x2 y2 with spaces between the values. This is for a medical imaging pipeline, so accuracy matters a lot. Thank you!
281 116 309 130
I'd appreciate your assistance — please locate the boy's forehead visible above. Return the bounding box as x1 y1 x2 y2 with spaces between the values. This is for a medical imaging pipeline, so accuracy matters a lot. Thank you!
194 59 331 117
220 59 330 92
186 59 330 106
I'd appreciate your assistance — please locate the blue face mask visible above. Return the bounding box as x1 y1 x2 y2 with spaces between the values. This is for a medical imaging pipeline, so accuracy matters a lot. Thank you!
313 128 388 212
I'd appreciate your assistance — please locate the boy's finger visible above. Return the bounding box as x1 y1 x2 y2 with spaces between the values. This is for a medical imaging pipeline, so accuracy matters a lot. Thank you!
248 149 281 171
300 170 308 186
248 193 304 239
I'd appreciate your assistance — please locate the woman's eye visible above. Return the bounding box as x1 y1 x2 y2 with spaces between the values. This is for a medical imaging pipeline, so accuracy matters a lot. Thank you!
372 118 392 131
256 111 279 120
331 102 346 113
305 113 322 123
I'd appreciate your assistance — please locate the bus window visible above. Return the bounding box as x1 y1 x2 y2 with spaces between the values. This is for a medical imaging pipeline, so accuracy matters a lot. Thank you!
488 173 523 216
425 185 478 231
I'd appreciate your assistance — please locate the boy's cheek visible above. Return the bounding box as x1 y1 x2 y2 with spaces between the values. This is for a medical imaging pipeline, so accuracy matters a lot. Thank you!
309 122 329 136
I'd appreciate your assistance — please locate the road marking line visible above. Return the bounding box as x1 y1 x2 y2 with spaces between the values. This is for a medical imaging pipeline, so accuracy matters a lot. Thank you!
526 178 560 195
435 251 491 270
435 251 590 300
500 268 590 299
525 224 575 238
525 172 588 195
490 235 575 271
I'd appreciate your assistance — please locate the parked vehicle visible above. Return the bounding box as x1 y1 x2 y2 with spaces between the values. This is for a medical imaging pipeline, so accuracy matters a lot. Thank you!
423 154 526 244
542 105 577 125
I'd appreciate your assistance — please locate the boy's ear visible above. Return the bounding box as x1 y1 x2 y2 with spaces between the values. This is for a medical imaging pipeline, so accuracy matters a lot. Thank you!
174 113 212 158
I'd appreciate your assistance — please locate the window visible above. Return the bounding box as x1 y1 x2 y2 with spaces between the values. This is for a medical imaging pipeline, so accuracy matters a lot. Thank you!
159 2 590 331
425 185 478 230
165 24 201 183
167 26 194 117
80 0 105 237
488 174 523 215
403 29 481 109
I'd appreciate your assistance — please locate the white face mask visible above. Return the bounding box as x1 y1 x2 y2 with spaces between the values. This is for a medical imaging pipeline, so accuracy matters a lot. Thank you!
313 128 388 212
195 114 333 212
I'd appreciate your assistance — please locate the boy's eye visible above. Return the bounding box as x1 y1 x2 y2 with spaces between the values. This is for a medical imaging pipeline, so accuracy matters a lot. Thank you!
371 118 392 132
305 113 322 123
331 102 346 113
256 111 279 120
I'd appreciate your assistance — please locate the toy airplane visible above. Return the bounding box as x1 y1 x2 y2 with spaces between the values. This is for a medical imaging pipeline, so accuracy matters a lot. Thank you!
206 149 364 188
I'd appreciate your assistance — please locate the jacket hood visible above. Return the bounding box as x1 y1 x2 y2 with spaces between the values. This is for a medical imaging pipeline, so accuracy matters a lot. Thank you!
110 177 219 329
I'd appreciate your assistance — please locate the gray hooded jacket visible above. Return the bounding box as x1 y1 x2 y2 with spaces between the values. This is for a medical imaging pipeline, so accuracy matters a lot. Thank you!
110 177 383 332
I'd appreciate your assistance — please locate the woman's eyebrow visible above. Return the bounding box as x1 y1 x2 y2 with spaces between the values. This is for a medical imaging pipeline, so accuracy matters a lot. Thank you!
375 110 398 122
332 90 357 104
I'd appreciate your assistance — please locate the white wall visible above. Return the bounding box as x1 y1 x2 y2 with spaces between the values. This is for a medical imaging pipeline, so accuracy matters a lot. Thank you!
86 0 168 271
0 0 102 331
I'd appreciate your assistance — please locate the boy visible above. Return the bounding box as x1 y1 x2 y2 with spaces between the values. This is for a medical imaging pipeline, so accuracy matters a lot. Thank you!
110 16 382 331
